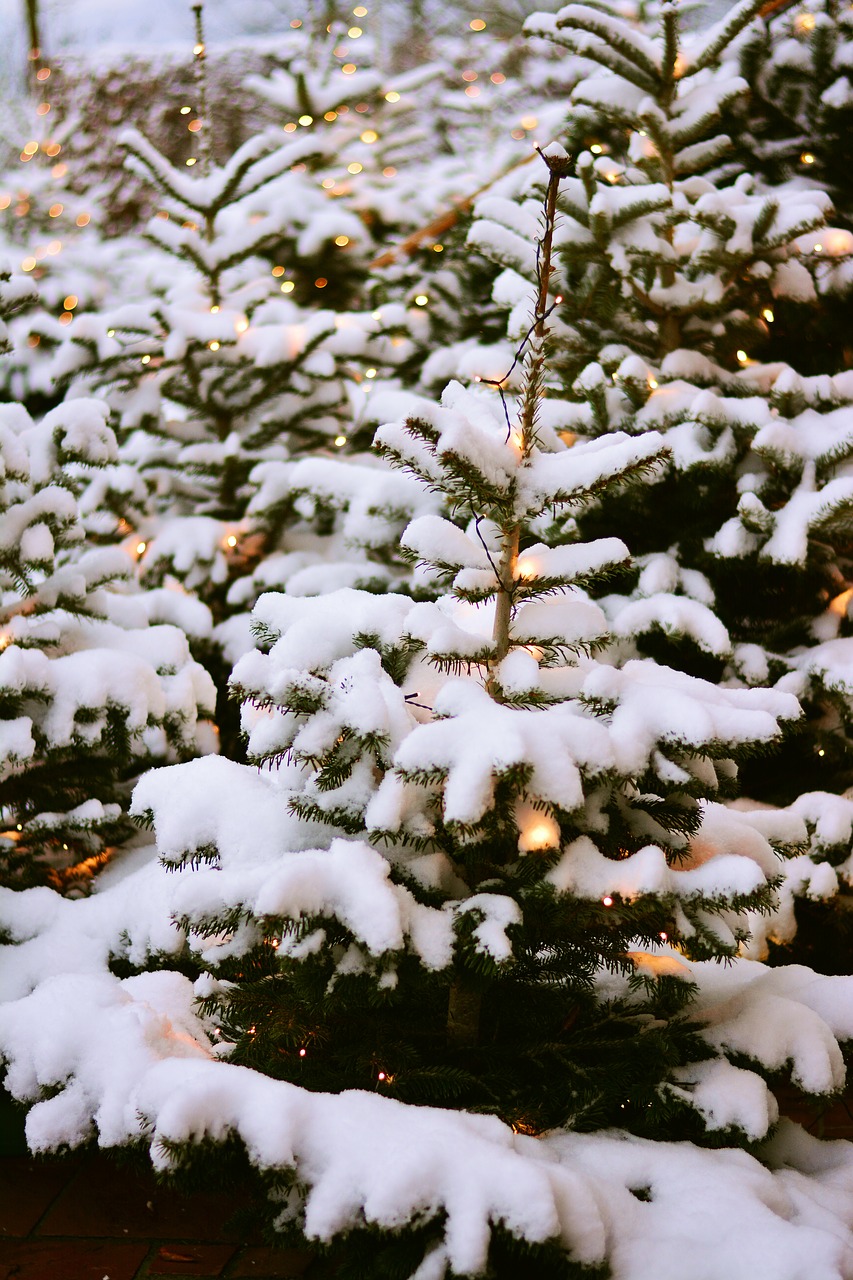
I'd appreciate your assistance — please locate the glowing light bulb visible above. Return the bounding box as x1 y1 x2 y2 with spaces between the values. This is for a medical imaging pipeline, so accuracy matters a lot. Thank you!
736 349 748 363
280 281 295 293
814 243 823 253
360 129 378 143
590 143 603 154
141 354 150 364
801 151 816 164
107 329 115 336
762 307 774 322
602 896 613 907
334 434 347 447
818 748 826 757
647 376 658 389
335 234 350 246
385 90 400 102
315 277 328 288
470 18 486 29
180 105 192 114
377 1071 387 1081
365 368 376 378
21 256 36 272
414 294 428 306
353 5 368 13
136 541 147 555
210 304 220 313
490 72 506 83
76 212 90 227
209 340 220 350
298 114 313 126
347 161 363 173
348 26 363 37
342 63 357 74
48 203 63 217
235 316 249 333
63 295 78 310
226 534 238 547
188 118 202 132
520 115 538 130
186 157 197 166
298 1047 307 1057
193 42 205 55
795 11 816 30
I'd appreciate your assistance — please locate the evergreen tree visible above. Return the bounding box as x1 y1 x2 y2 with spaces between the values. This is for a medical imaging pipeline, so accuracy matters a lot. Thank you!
125 153 853 1272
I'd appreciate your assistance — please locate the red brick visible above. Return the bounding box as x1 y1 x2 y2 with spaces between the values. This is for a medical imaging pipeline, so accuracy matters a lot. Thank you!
147 1243 237 1275
228 1246 314 1277
38 1153 248 1241
0 1156 81 1237
0 1238 148 1280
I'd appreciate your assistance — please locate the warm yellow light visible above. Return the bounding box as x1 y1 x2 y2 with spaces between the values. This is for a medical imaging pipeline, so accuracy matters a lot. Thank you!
647 376 658 389
23 141 38 156
462 69 478 81
433 243 444 253
385 90 400 103
321 177 336 189
280 281 295 293
107 329 115 336
59 311 72 324
186 157 197 166
590 143 603 154
360 129 378 143
414 294 428 306
347 161 363 173
210 305 220 313
801 151 816 164
736 349 748 363
298 114 313 126
63 295 78 310
283 122 297 133
180 105 192 114
36 102 50 116
383 165 397 177
365 368 376 378
520 115 538 130
27 334 40 348
47 239 61 254
762 307 774 322
315 277 328 288
829 588 853 617
209 340 220 350
490 72 505 84
353 4 368 13
464 85 480 97
335 234 350 246
226 534 238 547
76 212 90 227
516 557 539 580
824 229 853 255
334 434 347 447
36 66 50 80
0 194 9 210
795 11 816 30
290 17 302 27
470 18 486 29
342 63 357 74
48 203 63 217
602 895 613 906
814 243 823 253
188 118 202 132
324 111 338 122
136 541 147 555
141 354 151 364
21 257 36 271
44 142 61 157
193 42 205 54
348 26 363 37
235 317 249 333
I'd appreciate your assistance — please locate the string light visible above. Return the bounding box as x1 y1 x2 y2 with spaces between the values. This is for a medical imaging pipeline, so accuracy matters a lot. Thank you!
348 26 363 37
141 354 151 364
347 161 363 173
360 129 378 143
48 203 63 217
284 122 297 133
520 115 538 130
298 1047 307 1056
342 63 357 74
415 294 428 306
736 349 748 363
188 118 203 132
290 17 302 26
315 277 328 288
490 72 505 84
280 281 295 293
335 234 350 246
76 213 90 227
602 895 613 906
647 375 658 389
470 18 486 29
353 4 368 13
226 534 238 547
795 11 816 30
235 316 249 333
63 295 78 310
186 158 197 166
181 105 192 114
209 340 220 350
762 307 774 322
210 304 220 313
136 541 147 555
298 114 313 126
384 90 400 102
800 151 816 164
365 368 376 378
334 434 347 447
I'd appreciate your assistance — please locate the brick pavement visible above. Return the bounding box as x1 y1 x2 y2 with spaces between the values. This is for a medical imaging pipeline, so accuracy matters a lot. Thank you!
0 1151 314 1280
